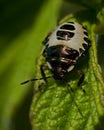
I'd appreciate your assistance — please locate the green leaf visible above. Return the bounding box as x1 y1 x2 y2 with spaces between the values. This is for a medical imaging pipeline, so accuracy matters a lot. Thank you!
30 19 104 130
95 7 104 34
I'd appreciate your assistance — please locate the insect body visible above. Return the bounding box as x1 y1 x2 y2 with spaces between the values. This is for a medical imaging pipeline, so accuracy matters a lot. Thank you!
21 22 91 85
42 22 91 80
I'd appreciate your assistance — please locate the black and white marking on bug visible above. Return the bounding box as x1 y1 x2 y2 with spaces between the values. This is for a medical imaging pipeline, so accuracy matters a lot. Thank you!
42 22 91 80
21 22 91 85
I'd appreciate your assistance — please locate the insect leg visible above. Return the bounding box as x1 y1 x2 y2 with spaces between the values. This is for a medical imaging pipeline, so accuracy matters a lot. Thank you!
40 64 48 83
77 70 85 93
74 69 85 92
76 70 84 86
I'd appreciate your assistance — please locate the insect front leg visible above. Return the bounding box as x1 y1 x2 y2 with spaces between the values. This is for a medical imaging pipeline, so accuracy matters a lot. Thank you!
40 64 48 83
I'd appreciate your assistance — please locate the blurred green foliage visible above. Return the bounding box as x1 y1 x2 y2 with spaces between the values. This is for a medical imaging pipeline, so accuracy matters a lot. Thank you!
0 0 61 130
0 0 104 130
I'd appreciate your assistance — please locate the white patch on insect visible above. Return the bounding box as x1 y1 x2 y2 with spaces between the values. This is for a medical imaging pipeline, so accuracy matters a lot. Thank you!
47 22 88 52
47 62 52 70
67 65 74 72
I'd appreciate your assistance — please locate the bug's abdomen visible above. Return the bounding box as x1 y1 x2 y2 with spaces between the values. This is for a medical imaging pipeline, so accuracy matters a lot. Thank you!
47 22 91 54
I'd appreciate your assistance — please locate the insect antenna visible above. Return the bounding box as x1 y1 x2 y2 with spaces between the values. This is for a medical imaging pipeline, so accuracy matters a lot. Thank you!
20 75 52 85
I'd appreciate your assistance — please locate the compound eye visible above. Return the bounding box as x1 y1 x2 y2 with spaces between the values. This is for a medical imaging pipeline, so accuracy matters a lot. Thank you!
65 49 79 60
72 50 79 57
